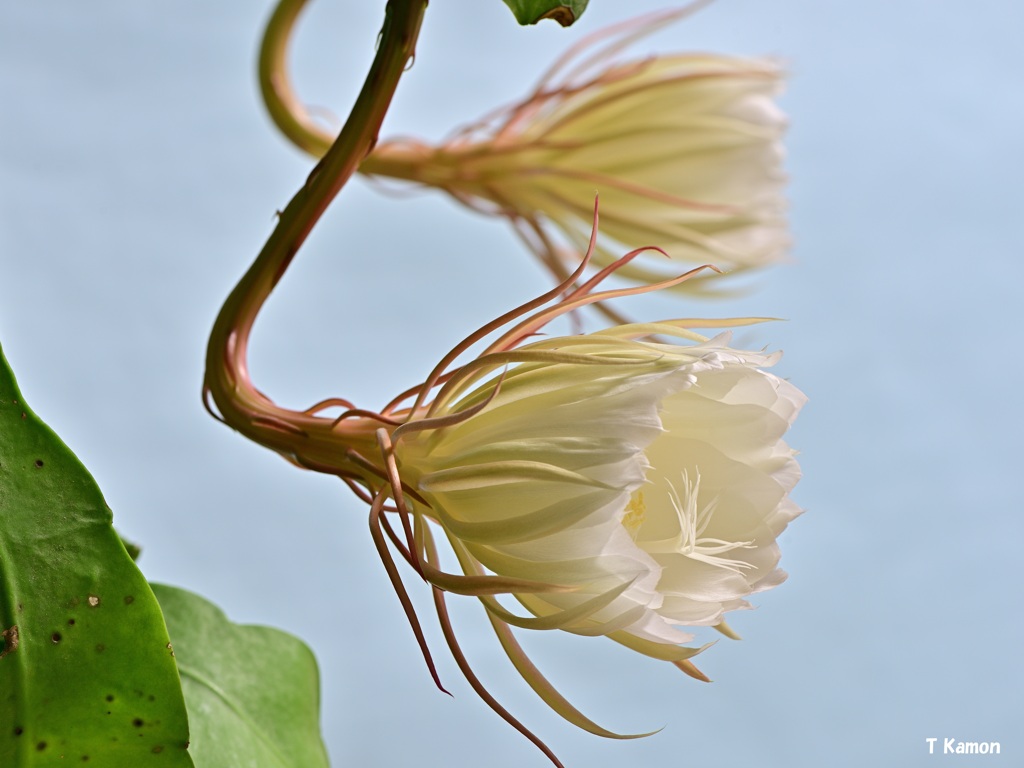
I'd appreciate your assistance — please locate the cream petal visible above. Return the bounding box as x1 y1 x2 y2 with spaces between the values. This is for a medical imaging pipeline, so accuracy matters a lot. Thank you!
749 567 788 594
653 553 754 603
394 327 803 669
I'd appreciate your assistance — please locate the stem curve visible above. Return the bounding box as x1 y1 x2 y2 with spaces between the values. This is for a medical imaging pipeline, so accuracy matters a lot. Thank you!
205 0 429 483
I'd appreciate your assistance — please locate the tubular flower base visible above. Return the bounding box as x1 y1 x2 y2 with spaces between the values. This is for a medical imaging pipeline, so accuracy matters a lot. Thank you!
359 8 789 295
205 219 804 766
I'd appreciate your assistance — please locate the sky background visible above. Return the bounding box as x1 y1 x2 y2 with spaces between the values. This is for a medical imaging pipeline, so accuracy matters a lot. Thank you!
2 1 1022 766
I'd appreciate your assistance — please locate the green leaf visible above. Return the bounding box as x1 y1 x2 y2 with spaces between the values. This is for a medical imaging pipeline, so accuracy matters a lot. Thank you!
502 0 589 26
151 584 330 768
0 343 194 766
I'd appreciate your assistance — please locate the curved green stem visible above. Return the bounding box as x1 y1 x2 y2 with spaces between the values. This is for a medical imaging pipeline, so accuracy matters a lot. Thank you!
259 0 336 156
205 0 428 479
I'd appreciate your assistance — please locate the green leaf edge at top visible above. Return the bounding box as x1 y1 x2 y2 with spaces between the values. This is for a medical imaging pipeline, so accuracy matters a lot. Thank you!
151 584 330 768
502 0 589 26
0 342 195 767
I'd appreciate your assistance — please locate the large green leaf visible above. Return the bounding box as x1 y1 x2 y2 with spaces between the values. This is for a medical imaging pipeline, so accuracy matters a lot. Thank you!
502 0 589 26
151 584 329 768
0 344 194 766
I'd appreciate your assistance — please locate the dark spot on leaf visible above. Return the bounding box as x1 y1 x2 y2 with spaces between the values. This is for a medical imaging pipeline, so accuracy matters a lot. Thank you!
95 643 106 653
105 695 115 702
13 726 23 736
34 459 43 468
51 632 61 644
21 412 26 419
67 618 76 626
82 757 90 762
132 718 144 728
124 595 135 605
36 741 47 751
152 745 164 754
147 695 155 702
1 625 19 658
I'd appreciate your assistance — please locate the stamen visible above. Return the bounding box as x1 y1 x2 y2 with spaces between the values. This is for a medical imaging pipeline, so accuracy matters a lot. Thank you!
642 471 755 573
622 490 646 539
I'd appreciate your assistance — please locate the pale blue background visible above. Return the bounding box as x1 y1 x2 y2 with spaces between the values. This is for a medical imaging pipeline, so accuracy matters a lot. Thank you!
2 1 1021 766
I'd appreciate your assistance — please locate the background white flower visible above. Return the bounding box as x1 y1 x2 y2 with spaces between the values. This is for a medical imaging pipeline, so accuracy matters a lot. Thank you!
362 44 789 295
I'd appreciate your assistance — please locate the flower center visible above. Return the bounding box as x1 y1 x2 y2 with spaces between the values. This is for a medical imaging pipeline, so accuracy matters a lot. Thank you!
640 470 755 573
622 490 646 539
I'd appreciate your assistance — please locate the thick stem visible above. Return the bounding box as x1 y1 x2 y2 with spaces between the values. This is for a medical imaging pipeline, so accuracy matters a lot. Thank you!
205 0 429 478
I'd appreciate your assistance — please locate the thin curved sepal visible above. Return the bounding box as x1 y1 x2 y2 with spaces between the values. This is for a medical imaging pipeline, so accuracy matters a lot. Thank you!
421 560 576 597
713 618 742 640
673 659 712 683
477 586 629 632
486 604 660 740
418 527 567 768
436 529 656 741
376 506 574 598
407 213 600 416
514 593 649 638
606 630 712 663
487 261 721 355
592 317 778 342
423 347 645 420
367 489 450 696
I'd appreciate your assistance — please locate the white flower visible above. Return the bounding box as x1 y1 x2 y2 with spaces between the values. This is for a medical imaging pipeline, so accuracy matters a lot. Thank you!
360 12 788 293
395 331 804 653
205 208 804 762
257 8 789 295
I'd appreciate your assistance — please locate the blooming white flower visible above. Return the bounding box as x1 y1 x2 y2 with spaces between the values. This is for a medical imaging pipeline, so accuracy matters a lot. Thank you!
394 330 803 653
205 206 804 763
